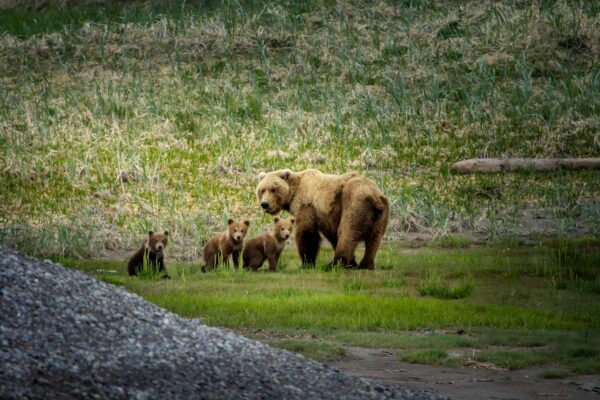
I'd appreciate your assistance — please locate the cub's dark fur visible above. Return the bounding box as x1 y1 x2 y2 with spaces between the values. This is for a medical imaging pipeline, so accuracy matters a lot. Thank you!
128 231 169 277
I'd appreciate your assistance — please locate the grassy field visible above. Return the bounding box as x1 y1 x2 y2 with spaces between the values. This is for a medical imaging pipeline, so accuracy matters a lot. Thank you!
0 0 599 259
1 0 599 380
63 238 600 374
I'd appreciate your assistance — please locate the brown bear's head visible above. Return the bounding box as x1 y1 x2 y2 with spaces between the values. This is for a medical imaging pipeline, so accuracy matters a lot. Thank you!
256 169 295 214
147 231 169 253
227 219 250 243
272 216 295 242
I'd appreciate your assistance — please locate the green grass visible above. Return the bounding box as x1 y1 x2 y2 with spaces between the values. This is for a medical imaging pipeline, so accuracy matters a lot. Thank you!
417 271 474 299
568 347 599 358
400 349 458 366
1 0 599 258
61 243 600 372
541 370 570 379
474 350 551 370
1 0 599 374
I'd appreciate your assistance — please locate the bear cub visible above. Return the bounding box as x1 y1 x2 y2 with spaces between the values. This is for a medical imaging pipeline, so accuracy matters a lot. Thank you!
128 231 169 278
243 216 295 272
203 219 250 271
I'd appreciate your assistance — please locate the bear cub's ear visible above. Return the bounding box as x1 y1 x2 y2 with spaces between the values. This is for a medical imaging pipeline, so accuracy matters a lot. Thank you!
273 216 280 223
290 218 295 225
164 231 169 236
148 231 154 236
258 171 267 181
243 220 250 226
227 219 234 225
278 169 292 180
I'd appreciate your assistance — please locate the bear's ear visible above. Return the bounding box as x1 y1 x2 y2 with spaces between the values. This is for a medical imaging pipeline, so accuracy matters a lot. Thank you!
273 216 280 223
243 220 250 226
258 171 267 181
227 219 234 225
278 169 293 180
148 231 154 236
164 231 169 236
290 218 295 225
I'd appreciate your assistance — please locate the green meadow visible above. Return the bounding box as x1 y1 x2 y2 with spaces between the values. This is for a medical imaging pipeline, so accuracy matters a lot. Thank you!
0 0 598 259
1 0 598 376
63 239 600 373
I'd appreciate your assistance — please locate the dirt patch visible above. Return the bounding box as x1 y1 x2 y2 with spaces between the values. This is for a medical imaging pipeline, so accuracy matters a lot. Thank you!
328 346 600 400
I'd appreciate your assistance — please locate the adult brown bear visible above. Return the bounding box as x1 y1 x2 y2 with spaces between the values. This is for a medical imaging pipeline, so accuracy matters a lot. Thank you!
256 169 389 269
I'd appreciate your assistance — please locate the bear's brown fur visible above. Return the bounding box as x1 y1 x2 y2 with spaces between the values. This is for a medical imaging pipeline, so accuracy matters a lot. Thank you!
242 216 295 272
256 169 388 269
202 219 249 271
127 231 169 277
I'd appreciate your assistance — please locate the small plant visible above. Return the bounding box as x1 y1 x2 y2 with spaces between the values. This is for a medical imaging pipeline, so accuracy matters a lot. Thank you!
568 347 599 358
474 351 549 370
382 278 406 288
400 349 457 366
342 277 367 293
544 278 568 290
541 370 570 379
433 235 473 248
97 275 125 286
418 271 474 299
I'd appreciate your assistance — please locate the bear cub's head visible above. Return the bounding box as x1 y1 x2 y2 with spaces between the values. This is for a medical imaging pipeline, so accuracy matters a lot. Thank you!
272 216 295 242
147 231 169 253
256 169 294 215
228 219 250 243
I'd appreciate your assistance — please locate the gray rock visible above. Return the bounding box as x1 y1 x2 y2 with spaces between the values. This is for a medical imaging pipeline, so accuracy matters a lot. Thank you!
0 247 441 399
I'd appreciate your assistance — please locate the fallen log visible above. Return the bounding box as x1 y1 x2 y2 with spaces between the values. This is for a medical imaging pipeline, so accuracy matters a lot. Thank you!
452 158 600 174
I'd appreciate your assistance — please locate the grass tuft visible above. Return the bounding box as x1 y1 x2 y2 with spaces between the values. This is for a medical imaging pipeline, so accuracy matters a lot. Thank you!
400 349 457 366
474 351 550 370
418 272 474 299
540 370 570 379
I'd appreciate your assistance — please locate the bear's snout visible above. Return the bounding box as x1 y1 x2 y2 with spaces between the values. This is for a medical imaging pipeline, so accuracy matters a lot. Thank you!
156 243 164 251
260 201 270 210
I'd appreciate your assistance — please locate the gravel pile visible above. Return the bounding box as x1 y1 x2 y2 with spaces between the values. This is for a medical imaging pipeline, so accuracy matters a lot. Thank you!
0 248 440 399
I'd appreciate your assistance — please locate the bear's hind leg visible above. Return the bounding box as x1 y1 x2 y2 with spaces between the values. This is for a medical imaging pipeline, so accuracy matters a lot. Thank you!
334 235 359 268
359 208 389 270
249 256 265 271
204 253 215 271
334 207 363 268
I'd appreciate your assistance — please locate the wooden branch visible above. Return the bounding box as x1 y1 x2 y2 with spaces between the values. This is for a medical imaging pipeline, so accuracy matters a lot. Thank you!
451 158 600 174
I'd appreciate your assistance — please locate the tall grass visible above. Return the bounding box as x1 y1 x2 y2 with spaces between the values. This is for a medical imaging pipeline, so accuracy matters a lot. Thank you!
0 0 599 258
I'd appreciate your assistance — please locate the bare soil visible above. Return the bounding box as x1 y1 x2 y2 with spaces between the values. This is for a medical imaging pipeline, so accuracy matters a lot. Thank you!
328 346 600 400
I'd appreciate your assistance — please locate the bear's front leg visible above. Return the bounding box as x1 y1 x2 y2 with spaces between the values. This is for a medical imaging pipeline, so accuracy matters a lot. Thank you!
216 250 228 268
232 250 240 269
267 252 280 272
157 256 166 273
157 256 170 279
292 207 321 267
295 227 321 267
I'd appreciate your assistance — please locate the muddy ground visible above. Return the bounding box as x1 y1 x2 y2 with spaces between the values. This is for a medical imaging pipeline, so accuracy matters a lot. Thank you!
328 346 599 400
